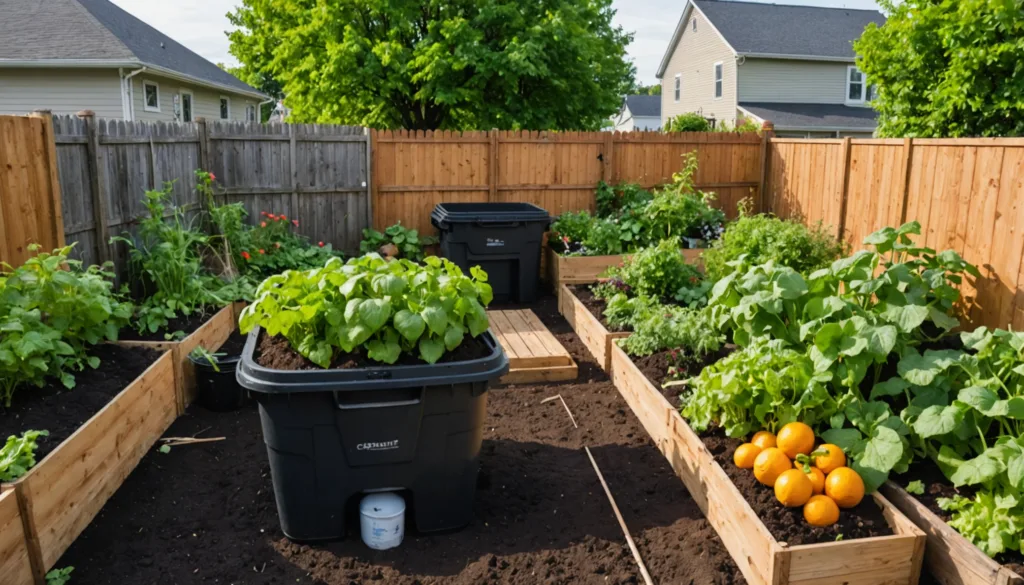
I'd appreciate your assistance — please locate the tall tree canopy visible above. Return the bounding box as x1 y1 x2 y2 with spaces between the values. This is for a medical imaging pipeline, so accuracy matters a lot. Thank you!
856 0 1024 137
227 0 635 130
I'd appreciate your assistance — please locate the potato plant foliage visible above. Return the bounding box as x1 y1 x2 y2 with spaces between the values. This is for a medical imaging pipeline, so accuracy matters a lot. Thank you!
240 255 493 367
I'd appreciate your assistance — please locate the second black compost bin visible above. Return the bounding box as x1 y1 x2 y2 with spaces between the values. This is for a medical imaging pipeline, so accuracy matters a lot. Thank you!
431 202 551 303
236 327 509 543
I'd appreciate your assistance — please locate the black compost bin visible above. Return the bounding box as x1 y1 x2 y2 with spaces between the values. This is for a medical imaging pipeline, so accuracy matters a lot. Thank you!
188 353 246 412
431 203 551 303
235 328 509 542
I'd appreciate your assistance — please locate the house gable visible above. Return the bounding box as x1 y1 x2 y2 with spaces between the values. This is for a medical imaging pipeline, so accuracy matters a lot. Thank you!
659 5 737 127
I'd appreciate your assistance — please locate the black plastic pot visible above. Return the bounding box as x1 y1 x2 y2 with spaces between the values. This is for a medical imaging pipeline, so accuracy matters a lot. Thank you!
188 353 246 412
236 328 509 542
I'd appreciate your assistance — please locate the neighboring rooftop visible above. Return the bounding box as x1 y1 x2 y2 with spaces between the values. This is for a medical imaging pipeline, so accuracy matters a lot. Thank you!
624 95 661 118
0 0 263 96
739 102 878 131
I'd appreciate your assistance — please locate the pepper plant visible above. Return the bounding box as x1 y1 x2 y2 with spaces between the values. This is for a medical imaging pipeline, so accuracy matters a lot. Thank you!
240 255 492 366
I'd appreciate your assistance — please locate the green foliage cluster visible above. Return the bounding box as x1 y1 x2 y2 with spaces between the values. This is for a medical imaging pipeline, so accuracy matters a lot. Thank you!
856 0 1024 138
702 210 845 280
0 246 131 406
0 430 48 481
605 239 707 303
618 304 722 358
45 567 74 585
359 223 438 261
664 113 711 133
228 0 635 130
240 255 493 367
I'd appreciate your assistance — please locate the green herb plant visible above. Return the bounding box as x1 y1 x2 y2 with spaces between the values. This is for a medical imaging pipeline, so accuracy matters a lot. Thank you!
0 430 48 481
359 222 437 261
45 567 73 585
240 255 492 367
605 239 706 304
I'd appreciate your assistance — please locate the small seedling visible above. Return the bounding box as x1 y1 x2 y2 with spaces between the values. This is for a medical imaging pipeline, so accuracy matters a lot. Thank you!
189 346 225 372
158 445 172 454
46 566 73 585
905 480 925 495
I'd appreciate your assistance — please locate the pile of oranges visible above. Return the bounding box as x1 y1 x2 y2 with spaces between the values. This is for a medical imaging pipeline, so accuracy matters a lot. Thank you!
732 422 865 527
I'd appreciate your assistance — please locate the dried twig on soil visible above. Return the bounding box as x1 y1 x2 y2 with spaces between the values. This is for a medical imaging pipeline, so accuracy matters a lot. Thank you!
159 437 226 447
541 394 579 429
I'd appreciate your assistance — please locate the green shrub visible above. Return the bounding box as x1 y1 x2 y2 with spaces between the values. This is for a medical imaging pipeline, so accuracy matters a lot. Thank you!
360 222 437 261
665 113 711 132
595 181 652 219
643 153 726 244
607 239 705 302
702 211 845 280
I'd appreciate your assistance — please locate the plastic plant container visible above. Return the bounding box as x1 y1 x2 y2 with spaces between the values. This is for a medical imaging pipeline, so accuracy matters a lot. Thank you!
235 327 509 542
188 353 246 412
430 202 551 303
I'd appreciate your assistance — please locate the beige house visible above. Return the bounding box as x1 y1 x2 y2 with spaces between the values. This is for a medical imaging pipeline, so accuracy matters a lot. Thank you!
657 1 885 138
0 0 268 122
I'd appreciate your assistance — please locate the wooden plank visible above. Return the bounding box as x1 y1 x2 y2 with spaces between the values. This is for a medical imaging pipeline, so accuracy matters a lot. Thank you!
79 112 110 264
9 350 177 572
0 489 35 585
488 311 537 361
559 284 629 371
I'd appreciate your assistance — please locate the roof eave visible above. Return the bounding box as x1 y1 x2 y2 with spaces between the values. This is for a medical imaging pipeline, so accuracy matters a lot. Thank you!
739 53 858 63
0 59 268 100
656 1 738 79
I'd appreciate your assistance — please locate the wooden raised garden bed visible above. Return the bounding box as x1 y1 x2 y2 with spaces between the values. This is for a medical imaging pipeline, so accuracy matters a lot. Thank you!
557 284 628 372
117 304 236 414
547 248 705 285
608 344 926 585
880 482 1024 585
2 350 177 584
0 489 33 584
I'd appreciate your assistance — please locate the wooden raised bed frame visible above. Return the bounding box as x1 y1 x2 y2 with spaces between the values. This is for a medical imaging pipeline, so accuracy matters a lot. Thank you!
0 489 33 584
547 247 705 285
608 345 926 585
117 304 236 415
2 350 177 584
880 482 1024 585
557 284 628 372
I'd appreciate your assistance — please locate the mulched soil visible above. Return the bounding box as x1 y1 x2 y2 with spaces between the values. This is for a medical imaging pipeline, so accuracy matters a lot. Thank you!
216 329 250 357
255 331 491 370
56 294 743 585
119 308 218 342
895 459 1024 577
567 285 631 332
0 345 162 465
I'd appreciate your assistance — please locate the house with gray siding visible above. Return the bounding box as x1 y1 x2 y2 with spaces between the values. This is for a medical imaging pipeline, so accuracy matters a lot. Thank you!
612 95 662 131
0 0 267 122
657 1 885 138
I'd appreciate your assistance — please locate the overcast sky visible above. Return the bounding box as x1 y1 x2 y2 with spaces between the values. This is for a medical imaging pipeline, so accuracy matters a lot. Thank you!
110 0 883 84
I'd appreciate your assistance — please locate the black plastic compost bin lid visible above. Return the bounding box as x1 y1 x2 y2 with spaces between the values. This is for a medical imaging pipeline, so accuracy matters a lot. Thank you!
430 202 551 229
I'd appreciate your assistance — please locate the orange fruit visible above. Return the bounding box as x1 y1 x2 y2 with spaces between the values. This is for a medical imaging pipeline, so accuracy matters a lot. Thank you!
774 469 814 507
733 443 763 469
825 467 865 508
751 431 777 450
753 448 792 487
812 444 846 474
776 422 815 459
804 495 841 527
794 463 826 494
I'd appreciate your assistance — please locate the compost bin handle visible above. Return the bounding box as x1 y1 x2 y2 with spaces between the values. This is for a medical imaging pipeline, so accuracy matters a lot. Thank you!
475 221 521 228
332 387 425 410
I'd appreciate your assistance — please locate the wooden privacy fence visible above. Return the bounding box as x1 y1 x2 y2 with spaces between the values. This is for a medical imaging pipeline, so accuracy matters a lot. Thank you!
51 113 369 278
371 130 766 234
0 114 64 266
767 136 1024 331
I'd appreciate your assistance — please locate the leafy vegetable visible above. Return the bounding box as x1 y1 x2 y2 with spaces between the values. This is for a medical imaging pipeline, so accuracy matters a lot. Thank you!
595 181 652 219
240 255 492 367
618 304 722 357
45 567 73 585
605 239 706 303
905 480 925 495
0 430 48 481
359 222 437 261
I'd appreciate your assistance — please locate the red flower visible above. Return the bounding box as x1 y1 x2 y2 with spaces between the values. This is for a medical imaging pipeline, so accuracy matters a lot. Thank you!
292 219 299 227
241 251 251 260
260 221 267 228
259 249 265 255
318 241 325 247
281 215 287 221
260 211 268 217
268 214 277 220
209 173 216 181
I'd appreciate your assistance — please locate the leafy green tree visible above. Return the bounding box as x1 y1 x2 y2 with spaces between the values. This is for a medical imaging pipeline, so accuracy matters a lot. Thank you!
227 0 635 130
856 0 1024 137
635 83 662 96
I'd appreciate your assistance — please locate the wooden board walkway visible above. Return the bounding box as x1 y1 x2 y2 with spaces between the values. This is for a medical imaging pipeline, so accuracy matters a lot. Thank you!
487 310 577 384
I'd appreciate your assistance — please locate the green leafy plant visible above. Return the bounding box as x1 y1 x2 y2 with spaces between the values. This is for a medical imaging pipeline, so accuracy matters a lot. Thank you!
189 346 225 373
0 430 48 481
664 112 712 133
607 239 706 303
642 153 724 244
240 255 493 367
45 567 73 585
905 480 925 495
359 223 437 261
939 487 1024 557
618 303 722 357
243 211 341 277
595 181 652 219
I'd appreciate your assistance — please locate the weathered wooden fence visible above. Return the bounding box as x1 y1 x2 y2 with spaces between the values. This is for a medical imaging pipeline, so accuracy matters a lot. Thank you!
51 113 369 277
0 114 65 266
766 136 1024 331
371 130 767 234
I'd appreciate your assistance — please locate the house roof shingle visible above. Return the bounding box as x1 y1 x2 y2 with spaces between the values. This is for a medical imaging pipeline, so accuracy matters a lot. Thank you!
624 95 661 118
0 0 262 96
739 102 878 132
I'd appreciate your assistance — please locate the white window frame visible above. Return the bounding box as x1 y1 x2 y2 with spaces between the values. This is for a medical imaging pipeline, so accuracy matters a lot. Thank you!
245 104 257 122
179 90 194 122
713 62 723 99
846 66 867 104
142 80 161 112
692 17 697 32
674 74 681 103
219 95 231 120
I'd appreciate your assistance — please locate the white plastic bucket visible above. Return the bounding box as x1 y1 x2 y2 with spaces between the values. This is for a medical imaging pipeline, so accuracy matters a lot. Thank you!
359 492 406 550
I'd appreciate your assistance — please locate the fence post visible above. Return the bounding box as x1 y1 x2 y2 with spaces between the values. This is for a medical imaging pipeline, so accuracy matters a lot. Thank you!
196 117 211 174
29 110 66 252
289 124 298 219
488 129 499 202
602 132 615 183
365 127 373 231
758 121 774 214
898 137 915 225
78 110 111 264
837 136 853 242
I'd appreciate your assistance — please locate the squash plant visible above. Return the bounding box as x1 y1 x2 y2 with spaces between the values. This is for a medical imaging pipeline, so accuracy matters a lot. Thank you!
240 255 493 367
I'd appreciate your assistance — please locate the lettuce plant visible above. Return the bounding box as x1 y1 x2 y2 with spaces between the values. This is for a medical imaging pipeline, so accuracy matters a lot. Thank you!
240 255 492 367
0 430 48 481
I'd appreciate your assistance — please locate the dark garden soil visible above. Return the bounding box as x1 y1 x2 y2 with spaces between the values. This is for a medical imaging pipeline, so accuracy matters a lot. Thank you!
635 347 736 404
0 345 162 465
895 460 1024 577
119 307 218 342
56 294 743 585
256 331 491 371
567 285 631 332
216 329 249 357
